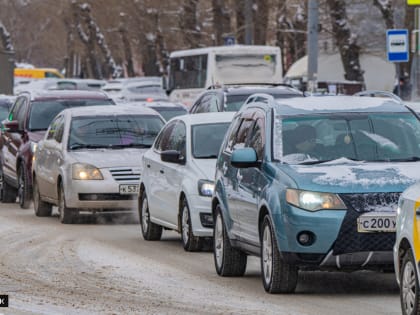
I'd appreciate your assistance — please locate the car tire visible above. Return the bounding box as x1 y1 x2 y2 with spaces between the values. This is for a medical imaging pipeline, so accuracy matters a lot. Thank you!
181 198 202 252
0 165 17 203
58 182 76 224
213 204 247 276
33 178 52 217
261 215 298 293
400 250 420 315
139 191 162 240
18 164 32 209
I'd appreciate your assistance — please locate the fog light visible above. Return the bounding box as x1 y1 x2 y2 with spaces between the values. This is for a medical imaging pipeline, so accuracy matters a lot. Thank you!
199 213 213 228
297 231 315 246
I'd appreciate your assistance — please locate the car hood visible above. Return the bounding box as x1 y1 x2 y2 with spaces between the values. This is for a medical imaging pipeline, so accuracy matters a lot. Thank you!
28 130 46 142
70 148 148 168
191 158 217 181
279 158 420 193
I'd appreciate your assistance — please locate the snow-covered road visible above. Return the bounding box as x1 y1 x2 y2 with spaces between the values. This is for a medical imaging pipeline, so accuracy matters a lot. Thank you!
0 203 400 315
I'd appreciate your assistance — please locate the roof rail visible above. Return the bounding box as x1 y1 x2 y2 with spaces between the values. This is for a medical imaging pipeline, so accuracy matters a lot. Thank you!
353 90 402 103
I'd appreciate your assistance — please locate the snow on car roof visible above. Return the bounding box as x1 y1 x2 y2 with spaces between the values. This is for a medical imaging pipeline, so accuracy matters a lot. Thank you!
168 111 236 125
66 104 161 117
273 96 406 115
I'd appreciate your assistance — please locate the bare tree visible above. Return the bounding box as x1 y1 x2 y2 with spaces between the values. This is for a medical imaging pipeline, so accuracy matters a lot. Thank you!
326 0 365 83
119 13 135 77
275 1 306 73
179 0 202 48
254 0 269 45
212 0 232 45
73 1 121 78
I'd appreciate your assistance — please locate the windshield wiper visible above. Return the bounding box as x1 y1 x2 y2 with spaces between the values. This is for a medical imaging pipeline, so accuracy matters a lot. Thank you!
70 143 108 150
387 156 420 162
109 143 152 149
196 154 218 159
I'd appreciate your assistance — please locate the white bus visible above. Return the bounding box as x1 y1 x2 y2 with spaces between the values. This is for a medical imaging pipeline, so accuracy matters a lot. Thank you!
166 45 283 106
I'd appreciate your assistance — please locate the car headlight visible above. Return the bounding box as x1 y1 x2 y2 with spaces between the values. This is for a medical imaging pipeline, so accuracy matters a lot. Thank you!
286 189 347 211
72 163 103 180
198 180 214 197
30 142 37 154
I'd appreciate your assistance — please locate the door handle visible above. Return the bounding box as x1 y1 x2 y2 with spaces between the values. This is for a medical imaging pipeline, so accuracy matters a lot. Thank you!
160 170 164 174
147 164 151 168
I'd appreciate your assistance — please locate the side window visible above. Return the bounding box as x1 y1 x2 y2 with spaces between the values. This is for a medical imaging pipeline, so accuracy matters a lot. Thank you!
154 121 177 151
195 94 212 113
246 118 265 160
208 94 220 112
47 115 65 143
167 121 186 155
224 116 243 153
15 98 28 130
232 119 254 151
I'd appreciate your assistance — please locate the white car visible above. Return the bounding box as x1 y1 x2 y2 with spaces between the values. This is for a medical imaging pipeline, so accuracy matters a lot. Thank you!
32 105 165 224
139 112 235 251
394 182 420 315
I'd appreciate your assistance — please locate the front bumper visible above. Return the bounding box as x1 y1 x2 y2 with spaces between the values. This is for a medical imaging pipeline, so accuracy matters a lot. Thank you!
64 179 138 211
187 194 213 237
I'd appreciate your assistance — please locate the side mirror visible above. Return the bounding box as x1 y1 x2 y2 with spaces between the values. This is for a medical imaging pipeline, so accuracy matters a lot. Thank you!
161 150 185 165
3 120 20 132
231 147 260 168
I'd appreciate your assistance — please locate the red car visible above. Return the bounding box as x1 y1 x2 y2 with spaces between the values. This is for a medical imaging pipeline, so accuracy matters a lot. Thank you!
0 89 115 208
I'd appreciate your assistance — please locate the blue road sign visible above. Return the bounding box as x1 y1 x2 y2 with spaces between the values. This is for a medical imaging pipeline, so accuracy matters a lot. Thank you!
386 29 409 62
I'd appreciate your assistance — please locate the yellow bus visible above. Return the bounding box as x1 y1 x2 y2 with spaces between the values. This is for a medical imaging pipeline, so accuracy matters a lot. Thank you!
14 67 64 79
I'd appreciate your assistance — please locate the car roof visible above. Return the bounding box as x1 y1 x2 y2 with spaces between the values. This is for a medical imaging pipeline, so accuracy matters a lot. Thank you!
123 101 186 109
222 85 303 96
20 89 111 101
65 104 162 118
168 111 236 126
267 95 409 116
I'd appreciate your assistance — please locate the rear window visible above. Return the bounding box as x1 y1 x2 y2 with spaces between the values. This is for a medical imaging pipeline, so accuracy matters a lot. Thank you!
226 92 301 112
28 98 114 131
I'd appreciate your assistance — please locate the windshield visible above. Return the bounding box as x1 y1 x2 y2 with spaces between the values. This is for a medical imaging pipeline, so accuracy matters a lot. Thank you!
68 115 164 150
215 54 278 84
29 99 114 131
151 107 187 121
192 122 230 158
225 92 300 112
275 113 420 164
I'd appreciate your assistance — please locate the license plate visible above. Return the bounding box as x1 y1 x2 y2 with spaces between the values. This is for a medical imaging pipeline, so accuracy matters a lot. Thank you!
357 212 396 232
119 184 139 195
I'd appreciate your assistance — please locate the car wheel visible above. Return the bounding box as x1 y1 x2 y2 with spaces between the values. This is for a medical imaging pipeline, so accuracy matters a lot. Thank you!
58 182 76 224
261 215 298 293
0 164 17 203
181 198 202 252
213 204 247 276
33 178 52 217
400 250 420 315
139 191 162 240
18 164 31 209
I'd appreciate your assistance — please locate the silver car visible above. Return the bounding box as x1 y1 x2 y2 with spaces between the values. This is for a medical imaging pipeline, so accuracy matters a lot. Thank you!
32 105 165 224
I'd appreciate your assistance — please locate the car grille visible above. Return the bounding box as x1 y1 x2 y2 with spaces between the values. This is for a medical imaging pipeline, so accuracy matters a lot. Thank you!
109 167 141 182
79 193 136 201
332 192 400 255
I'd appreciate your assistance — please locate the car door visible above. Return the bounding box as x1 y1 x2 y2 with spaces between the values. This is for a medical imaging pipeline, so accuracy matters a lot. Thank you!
235 112 267 245
158 121 186 227
2 96 28 185
144 120 177 223
225 111 255 237
44 114 66 200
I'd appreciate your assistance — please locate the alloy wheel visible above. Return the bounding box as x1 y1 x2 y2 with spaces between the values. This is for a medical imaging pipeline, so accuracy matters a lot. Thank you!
141 196 149 233
262 224 273 285
402 259 416 315
182 205 190 245
214 213 224 268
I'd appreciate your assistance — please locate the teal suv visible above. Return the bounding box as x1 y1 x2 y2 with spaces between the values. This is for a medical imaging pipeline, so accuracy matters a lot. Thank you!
212 94 420 293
